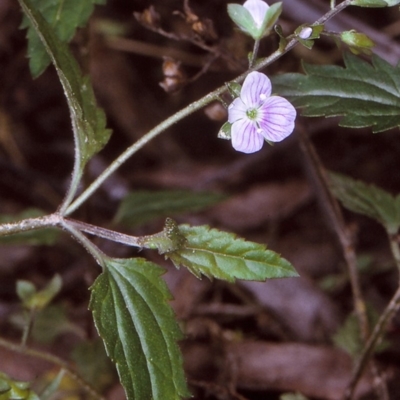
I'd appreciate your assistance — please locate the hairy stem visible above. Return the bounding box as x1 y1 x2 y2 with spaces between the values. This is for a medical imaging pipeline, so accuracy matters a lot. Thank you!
298 126 388 400
0 214 61 237
65 218 144 248
64 0 352 216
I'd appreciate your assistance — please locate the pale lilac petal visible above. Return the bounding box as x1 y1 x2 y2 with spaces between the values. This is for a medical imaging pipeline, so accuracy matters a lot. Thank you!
240 71 272 107
257 96 296 142
228 97 248 123
243 0 269 29
231 119 264 153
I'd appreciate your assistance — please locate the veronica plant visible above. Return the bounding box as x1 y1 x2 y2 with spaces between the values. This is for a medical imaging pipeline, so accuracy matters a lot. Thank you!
1 0 400 399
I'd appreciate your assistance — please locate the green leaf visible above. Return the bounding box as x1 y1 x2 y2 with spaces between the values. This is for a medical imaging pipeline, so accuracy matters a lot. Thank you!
271 53 400 133
89 257 190 400
328 172 400 234
0 209 59 245
166 224 298 281
17 274 62 310
333 309 390 358
18 0 111 172
0 372 40 400
20 0 105 78
114 190 225 228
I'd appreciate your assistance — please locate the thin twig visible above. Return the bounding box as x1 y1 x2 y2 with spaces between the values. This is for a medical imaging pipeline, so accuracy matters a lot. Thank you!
344 234 400 399
297 125 388 400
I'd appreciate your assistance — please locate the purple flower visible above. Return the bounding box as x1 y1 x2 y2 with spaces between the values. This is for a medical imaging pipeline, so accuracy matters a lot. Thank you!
228 71 296 153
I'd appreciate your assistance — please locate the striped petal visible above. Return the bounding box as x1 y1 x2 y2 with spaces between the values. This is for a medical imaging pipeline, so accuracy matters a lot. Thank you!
240 71 272 107
257 96 296 142
231 119 264 153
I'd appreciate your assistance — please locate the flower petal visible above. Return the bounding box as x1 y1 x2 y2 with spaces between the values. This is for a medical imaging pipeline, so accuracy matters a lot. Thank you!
243 0 269 29
228 97 248 124
231 119 264 153
240 71 272 107
257 96 296 142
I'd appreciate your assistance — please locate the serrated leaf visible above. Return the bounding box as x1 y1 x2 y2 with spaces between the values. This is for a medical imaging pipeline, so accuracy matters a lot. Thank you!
114 190 225 228
329 172 400 234
271 53 400 133
20 0 105 78
18 0 111 172
0 209 59 245
89 257 190 400
166 225 298 281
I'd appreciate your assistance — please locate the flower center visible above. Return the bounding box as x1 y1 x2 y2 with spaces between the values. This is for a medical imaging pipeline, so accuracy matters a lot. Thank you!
246 108 258 121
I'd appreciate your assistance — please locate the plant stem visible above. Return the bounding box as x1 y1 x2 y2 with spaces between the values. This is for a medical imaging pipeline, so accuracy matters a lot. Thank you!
0 337 105 400
344 234 400 399
64 0 352 216
60 219 106 267
65 218 144 248
249 39 260 68
0 214 61 237
298 126 388 400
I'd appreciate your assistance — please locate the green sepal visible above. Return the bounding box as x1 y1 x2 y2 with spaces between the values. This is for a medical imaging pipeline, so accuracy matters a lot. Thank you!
226 81 242 98
218 121 232 140
340 30 375 55
274 25 287 51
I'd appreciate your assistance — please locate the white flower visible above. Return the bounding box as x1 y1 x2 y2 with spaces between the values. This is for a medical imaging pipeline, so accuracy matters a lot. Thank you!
227 0 282 40
243 0 269 30
228 71 296 153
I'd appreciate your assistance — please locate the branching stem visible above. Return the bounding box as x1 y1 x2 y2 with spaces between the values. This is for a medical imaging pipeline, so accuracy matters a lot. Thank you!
64 0 353 216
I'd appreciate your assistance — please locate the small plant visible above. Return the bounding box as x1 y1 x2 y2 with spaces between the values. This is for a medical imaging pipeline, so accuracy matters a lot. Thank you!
1 0 400 399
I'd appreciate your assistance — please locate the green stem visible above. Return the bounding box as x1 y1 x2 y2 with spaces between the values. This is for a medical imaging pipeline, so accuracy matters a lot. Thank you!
58 166 83 215
249 39 260 68
65 218 144 248
65 0 352 216
60 219 106 267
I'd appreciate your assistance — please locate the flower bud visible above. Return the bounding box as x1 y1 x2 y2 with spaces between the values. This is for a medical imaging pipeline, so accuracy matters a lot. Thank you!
228 0 282 40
